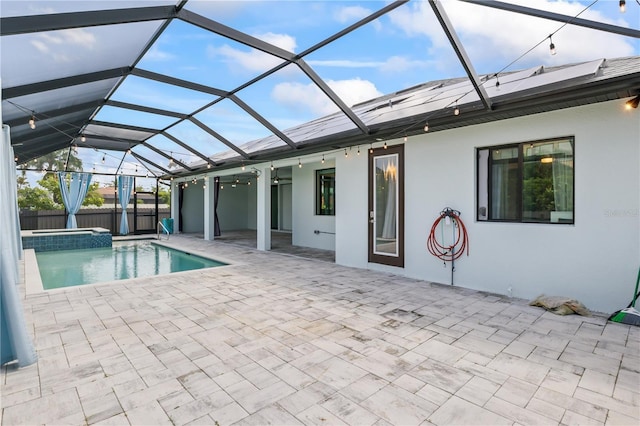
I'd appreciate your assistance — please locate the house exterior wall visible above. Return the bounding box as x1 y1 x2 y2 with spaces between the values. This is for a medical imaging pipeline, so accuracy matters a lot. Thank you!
217 184 250 231
335 100 639 314
292 159 336 251
181 185 204 233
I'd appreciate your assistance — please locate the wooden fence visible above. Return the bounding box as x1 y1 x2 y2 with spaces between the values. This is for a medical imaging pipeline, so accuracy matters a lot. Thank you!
20 208 171 234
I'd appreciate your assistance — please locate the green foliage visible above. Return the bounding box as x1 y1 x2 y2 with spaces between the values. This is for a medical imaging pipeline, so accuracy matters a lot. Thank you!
158 187 171 206
18 149 104 210
17 186 59 210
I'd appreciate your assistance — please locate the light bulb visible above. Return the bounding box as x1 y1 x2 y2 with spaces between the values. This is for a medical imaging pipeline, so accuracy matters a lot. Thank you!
424 123 429 132
403 135 408 142
383 141 387 149
207 163 211 169
101 155 105 164
620 0 626 13
344 149 348 157
298 159 302 168
357 146 360 155
454 104 460 116
549 36 556 55
242 164 245 171
321 155 325 164
270 162 274 171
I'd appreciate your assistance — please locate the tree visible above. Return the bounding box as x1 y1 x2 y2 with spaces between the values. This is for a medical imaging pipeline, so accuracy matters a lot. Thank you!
17 186 59 210
39 174 104 207
158 187 171 206
18 147 104 209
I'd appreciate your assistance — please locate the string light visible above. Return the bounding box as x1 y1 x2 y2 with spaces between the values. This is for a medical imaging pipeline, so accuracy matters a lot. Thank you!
80 134 86 142
454 102 460 116
369 144 374 154
127 148 132 155
344 149 348 157
549 35 556 55
28 115 36 129
242 163 245 171
424 122 429 132
270 162 274 171
620 0 626 12
357 146 360 155
383 141 387 149
321 154 325 164
403 134 408 142
298 158 302 168
101 154 106 164
207 163 211 169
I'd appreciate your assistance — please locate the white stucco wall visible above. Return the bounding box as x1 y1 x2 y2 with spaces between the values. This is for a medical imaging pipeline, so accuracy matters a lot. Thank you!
247 180 257 230
181 184 204 233
292 159 336 251
217 184 250 231
336 100 639 314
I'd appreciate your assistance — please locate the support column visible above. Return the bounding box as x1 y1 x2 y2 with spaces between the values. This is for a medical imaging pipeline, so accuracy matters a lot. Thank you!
256 167 271 251
203 177 215 240
170 181 179 233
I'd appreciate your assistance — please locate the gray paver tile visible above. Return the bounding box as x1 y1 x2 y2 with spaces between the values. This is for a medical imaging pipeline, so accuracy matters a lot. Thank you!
125 401 173 426
428 395 511 425
361 384 437 425
4 235 639 426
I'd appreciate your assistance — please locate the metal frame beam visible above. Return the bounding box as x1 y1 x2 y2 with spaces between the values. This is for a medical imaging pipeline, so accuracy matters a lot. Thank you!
161 132 215 166
429 0 492 110
459 0 640 39
131 152 171 175
141 141 193 171
105 100 187 119
229 95 297 149
298 0 410 57
2 67 131 99
3 100 103 128
132 68 227 97
177 9 295 61
296 60 370 134
0 6 177 36
88 120 160 135
189 117 249 159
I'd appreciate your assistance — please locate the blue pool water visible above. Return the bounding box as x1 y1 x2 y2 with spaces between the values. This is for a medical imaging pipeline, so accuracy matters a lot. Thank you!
36 241 226 290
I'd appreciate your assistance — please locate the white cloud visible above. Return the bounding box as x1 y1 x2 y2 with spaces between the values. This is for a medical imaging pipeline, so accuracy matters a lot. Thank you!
335 5 381 31
29 28 96 62
388 0 635 72
335 5 371 23
306 59 385 68
272 78 382 116
257 32 297 52
145 46 176 62
207 32 296 73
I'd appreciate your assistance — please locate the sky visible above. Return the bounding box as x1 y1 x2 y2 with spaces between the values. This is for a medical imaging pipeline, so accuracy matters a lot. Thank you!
4 0 639 187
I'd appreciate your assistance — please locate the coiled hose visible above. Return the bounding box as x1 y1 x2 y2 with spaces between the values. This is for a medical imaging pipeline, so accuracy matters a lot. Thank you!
427 208 469 262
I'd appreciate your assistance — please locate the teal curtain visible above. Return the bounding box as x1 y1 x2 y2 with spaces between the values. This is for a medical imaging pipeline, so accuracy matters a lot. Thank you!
58 172 92 228
0 124 37 367
118 175 134 235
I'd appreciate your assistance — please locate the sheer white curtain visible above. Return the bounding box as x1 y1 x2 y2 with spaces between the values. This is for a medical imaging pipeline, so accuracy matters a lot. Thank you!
381 158 397 240
0 124 37 367
118 175 134 235
552 154 573 212
58 172 92 228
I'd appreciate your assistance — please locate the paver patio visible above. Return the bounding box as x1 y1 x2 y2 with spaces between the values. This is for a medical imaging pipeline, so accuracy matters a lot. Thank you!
2 235 639 425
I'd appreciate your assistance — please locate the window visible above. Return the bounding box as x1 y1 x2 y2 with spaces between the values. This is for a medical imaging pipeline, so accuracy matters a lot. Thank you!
477 137 574 224
316 168 335 215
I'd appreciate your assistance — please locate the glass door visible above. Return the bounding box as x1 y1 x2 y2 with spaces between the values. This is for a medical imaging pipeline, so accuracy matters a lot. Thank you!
368 145 404 267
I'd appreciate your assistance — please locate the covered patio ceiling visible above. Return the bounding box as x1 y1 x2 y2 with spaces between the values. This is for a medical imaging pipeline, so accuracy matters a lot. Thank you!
2 0 639 181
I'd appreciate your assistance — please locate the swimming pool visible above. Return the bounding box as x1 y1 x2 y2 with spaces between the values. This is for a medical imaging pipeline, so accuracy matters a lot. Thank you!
35 241 226 290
